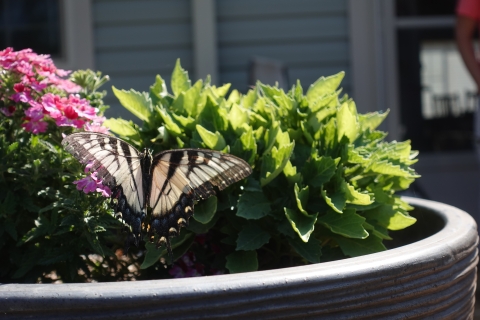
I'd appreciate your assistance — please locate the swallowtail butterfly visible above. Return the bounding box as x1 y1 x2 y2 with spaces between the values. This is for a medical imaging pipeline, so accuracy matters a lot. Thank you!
62 132 252 256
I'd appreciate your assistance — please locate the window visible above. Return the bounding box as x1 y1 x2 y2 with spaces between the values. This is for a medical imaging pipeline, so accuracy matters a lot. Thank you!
395 0 474 152
0 0 62 56
0 0 94 71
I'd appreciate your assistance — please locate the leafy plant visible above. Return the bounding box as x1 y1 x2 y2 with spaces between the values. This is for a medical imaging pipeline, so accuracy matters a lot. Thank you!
105 59 419 274
0 48 133 283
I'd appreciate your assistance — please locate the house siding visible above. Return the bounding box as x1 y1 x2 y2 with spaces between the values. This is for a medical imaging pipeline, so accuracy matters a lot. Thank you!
217 0 350 92
92 0 350 117
92 0 193 117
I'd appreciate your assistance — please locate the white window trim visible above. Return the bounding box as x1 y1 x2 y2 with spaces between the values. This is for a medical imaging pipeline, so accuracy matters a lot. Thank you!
54 0 94 71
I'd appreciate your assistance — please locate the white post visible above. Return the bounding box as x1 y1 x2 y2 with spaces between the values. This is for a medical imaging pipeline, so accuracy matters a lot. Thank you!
191 0 219 84
57 0 94 71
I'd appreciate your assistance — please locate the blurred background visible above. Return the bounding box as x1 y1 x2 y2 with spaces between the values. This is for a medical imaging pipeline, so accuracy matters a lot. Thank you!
1 0 478 216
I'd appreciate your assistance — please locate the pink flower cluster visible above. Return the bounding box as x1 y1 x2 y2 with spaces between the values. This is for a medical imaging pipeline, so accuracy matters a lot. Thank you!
0 47 108 135
0 47 110 197
73 162 111 197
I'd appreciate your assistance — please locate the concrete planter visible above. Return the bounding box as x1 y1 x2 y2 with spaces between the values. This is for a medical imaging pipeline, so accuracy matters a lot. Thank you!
1 197 478 319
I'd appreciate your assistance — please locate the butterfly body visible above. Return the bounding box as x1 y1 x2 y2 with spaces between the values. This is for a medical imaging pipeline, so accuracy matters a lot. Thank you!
62 132 252 255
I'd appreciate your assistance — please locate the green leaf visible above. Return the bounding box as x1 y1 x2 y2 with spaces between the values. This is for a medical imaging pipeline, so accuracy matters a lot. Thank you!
150 74 168 100
228 104 249 135
273 90 294 111
363 204 417 231
172 114 196 131
171 58 191 97
179 79 202 116
319 117 338 154
141 232 194 269
236 224 270 251
284 208 318 242
226 250 258 273
84 231 104 256
193 196 217 224
302 155 336 188
212 83 231 97
318 208 368 239
103 118 140 139
7 142 19 154
321 188 346 213
306 71 344 106
344 183 373 205
294 183 309 215
283 161 302 185
187 214 219 234
112 86 152 122
359 109 390 131
334 234 386 257
287 236 322 263
232 126 257 165
368 160 420 178
237 191 270 220
260 142 295 187
307 106 336 134
263 123 279 155
196 124 226 150
157 106 183 137
363 222 392 240
197 95 229 132
337 101 359 143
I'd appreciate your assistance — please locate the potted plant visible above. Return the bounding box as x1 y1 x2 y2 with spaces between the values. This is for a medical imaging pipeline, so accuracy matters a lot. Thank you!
0 53 476 318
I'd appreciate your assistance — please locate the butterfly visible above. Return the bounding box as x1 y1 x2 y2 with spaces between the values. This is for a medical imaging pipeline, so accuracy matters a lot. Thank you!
62 132 252 256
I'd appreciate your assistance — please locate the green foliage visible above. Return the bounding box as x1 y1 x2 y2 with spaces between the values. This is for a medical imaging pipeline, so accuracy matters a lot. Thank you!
107 61 420 274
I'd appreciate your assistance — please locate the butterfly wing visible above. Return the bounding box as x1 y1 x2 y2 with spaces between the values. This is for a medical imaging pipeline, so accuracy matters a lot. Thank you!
147 149 252 248
62 132 146 239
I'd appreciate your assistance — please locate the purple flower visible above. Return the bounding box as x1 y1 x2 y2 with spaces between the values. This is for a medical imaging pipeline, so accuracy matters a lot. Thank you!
73 171 111 197
73 173 98 193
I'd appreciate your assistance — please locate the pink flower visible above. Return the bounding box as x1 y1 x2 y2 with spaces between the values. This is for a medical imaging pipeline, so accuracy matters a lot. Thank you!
40 93 62 119
74 174 98 193
55 79 81 93
24 104 45 122
55 117 85 128
11 83 33 103
73 171 111 197
84 123 109 134
96 185 112 197
22 75 47 91
84 161 94 173
21 119 48 134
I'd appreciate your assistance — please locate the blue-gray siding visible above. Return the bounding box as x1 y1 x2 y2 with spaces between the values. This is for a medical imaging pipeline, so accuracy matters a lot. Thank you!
92 0 350 118
92 0 193 118
217 0 350 92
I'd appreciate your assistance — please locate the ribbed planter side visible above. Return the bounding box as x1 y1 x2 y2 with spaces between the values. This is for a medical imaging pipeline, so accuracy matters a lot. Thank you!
0 197 478 320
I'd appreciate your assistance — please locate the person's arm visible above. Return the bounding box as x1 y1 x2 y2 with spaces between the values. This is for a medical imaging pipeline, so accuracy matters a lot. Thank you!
456 15 480 93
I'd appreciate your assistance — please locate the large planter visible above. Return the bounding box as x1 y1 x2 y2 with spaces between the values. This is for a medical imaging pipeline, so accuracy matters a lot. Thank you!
1 197 478 319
